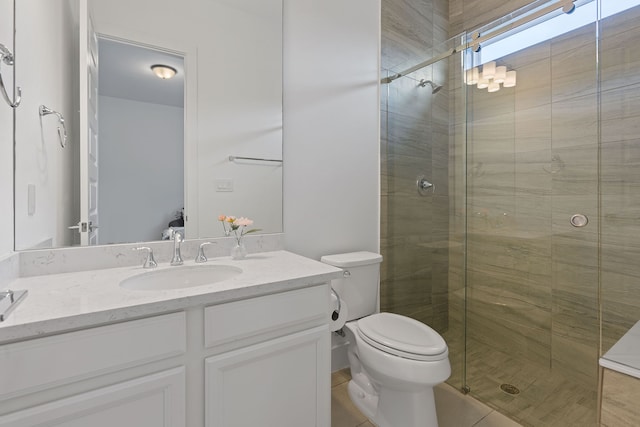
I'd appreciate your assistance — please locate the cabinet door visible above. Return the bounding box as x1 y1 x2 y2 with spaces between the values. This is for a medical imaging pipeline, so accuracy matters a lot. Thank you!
0 367 185 427
205 325 330 427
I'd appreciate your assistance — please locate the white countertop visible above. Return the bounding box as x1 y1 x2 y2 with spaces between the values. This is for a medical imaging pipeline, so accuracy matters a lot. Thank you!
0 250 342 344
600 320 640 379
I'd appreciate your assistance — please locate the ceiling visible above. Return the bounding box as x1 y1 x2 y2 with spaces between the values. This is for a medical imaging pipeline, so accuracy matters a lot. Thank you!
98 38 184 108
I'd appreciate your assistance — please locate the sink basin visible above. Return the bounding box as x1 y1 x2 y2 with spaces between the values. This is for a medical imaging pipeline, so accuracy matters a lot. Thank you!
120 265 242 291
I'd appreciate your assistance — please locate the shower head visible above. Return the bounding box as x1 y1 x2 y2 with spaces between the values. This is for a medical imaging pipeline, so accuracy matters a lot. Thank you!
418 79 443 94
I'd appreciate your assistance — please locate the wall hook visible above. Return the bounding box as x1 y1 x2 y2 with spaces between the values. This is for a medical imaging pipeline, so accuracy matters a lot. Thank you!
39 105 68 148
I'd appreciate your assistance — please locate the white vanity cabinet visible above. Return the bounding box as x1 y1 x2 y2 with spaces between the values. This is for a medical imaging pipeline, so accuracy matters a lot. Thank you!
203 285 330 427
0 367 186 427
0 312 187 427
0 283 331 427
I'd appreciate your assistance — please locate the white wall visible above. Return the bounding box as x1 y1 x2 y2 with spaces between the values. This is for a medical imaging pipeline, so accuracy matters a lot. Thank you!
98 96 184 244
13 0 77 250
0 0 13 256
283 0 381 260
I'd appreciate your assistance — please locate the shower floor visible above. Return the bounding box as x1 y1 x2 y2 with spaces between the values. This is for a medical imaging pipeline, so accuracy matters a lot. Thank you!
465 339 597 426
332 368 522 427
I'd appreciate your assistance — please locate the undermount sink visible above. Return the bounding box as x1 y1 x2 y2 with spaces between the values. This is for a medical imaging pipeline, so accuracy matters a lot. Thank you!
120 264 243 291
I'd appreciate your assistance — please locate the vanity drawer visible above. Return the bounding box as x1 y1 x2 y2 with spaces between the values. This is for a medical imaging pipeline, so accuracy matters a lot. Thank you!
204 285 328 349
0 312 186 399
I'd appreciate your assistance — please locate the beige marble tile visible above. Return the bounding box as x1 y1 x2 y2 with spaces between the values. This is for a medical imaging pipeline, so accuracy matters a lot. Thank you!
332 368 351 388
505 40 551 70
550 25 597 103
457 0 531 35
601 369 640 427
514 58 552 111
514 149 552 196
600 5 640 91
550 146 598 198
600 139 640 200
473 410 524 427
601 84 640 145
601 269 640 353
435 383 493 427
550 95 598 150
465 338 597 426
331 381 368 427
382 0 435 69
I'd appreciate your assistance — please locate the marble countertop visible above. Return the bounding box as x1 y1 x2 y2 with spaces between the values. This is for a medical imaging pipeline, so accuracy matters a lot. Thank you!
600 320 640 379
0 250 343 344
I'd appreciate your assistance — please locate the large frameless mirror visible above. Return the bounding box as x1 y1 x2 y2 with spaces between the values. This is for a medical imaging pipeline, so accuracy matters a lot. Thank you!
13 0 283 250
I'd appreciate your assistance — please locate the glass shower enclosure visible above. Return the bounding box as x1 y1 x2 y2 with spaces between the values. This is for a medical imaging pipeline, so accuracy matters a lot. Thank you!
380 1 640 425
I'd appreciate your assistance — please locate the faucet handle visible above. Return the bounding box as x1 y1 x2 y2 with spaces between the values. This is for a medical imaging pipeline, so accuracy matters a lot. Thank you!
195 242 216 263
134 247 157 269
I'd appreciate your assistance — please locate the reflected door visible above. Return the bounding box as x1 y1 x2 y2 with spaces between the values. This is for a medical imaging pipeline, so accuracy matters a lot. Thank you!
77 0 99 245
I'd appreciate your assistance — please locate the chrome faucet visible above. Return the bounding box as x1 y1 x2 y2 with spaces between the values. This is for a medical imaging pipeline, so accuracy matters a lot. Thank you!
134 247 157 269
171 231 184 266
195 242 216 263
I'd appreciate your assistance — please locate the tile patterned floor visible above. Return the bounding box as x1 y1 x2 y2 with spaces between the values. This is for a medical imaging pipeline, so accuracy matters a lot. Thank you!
331 369 522 427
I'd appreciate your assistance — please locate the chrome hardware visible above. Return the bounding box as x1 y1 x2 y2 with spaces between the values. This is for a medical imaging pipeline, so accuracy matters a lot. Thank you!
0 289 28 322
134 247 157 269
228 155 283 163
39 105 68 148
68 221 98 233
330 288 342 321
0 42 21 108
343 270 351 278
570 214 589 228
380 0 575 86
195 242 216 263
418 79 442 94
171 230 184 266
563 1 576 13
417 175 434 195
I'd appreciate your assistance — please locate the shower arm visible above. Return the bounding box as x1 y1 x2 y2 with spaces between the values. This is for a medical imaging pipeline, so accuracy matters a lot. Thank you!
381 0 576 84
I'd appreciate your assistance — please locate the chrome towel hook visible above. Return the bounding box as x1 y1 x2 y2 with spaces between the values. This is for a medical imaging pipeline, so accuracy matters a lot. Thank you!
0 42 21 108
39 105 68 148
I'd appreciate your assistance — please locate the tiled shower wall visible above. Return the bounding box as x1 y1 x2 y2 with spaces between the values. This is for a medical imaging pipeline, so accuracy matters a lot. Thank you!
460 20 600 426
599 5 640 352
382 0 640 425
380 0 550 392
447 2 640 426
379 0 451 348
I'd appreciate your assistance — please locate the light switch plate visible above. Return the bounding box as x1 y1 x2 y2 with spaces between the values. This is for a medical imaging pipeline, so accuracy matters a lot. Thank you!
215 179 234 192
28 184 36 216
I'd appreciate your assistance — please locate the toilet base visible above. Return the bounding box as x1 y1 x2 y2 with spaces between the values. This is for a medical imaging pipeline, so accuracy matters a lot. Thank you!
347 379 378 421
348 379 439 427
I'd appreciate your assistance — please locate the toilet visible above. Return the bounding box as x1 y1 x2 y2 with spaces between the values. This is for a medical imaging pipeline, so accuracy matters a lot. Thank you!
321 251 450 427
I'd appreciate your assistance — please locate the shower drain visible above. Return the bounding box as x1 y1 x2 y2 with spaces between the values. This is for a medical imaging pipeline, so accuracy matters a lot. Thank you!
500 384 520 395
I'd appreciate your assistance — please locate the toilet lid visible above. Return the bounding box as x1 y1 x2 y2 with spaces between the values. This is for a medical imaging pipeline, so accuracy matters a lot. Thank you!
357 313 448 361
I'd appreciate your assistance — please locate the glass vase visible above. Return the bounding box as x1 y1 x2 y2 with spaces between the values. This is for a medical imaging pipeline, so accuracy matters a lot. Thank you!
231 242 247 260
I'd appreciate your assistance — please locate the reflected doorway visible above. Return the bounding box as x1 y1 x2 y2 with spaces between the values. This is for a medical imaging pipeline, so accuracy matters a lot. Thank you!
95 37 185 245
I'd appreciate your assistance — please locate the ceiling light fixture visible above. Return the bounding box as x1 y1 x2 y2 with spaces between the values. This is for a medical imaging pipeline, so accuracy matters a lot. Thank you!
150 64 177 79
466 62 517 92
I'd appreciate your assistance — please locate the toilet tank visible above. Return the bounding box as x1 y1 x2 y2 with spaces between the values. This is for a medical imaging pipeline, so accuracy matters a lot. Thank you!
320 251 383 321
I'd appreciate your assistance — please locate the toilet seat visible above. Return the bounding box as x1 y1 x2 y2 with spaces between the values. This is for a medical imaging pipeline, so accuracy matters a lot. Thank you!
357 313 448 361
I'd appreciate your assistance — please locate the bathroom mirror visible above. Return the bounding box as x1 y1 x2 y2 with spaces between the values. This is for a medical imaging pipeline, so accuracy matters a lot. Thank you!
13 0 283 250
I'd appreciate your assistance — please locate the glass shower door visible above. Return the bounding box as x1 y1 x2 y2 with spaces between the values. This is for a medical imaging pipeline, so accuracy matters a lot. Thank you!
463 2 600 425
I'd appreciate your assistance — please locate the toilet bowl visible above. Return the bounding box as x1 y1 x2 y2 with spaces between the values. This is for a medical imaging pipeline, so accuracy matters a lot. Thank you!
321 252 451 427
